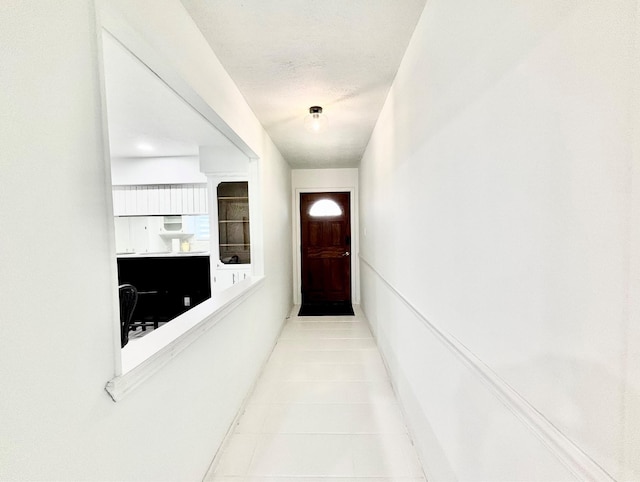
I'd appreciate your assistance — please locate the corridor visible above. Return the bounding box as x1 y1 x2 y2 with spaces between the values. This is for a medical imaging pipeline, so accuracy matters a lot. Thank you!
205 307 426 481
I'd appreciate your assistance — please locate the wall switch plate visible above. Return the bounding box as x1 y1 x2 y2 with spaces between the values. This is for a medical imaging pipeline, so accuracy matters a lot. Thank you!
183 296 191 307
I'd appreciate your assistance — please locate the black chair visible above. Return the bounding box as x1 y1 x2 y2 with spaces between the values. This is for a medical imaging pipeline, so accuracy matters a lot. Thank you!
131 289 163 332
118 284 138 348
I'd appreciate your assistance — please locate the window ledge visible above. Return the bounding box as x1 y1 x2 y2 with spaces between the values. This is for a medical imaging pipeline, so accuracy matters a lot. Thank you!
105 276 265 402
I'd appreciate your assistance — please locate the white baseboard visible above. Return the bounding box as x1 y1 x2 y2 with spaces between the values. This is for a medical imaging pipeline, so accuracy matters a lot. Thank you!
202 305 291 480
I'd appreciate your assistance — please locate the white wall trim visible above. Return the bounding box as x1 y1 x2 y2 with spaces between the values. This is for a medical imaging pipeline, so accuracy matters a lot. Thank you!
105 277 265 402
359 256 615 482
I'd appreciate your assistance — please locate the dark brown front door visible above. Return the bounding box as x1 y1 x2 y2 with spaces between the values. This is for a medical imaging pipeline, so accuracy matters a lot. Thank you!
300 192 351 306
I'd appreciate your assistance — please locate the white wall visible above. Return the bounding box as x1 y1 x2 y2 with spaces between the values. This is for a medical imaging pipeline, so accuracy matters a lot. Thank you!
111 156 207 185
291 168 360 304
0 1 292 480
359 1 638 480
625 2 640 472
292 168 358 190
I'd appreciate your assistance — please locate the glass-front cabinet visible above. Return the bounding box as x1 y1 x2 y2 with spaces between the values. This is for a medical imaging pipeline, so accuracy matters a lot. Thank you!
211 180 251 293
217 181 251 265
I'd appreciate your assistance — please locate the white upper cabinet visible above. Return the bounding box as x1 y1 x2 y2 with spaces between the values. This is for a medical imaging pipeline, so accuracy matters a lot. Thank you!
112 183 208 216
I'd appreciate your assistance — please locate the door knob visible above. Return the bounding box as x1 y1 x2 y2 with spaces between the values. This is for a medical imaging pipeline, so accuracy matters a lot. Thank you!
342 251 350 257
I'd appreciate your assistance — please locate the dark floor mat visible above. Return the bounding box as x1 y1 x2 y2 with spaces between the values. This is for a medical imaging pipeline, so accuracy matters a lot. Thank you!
298 302 355 316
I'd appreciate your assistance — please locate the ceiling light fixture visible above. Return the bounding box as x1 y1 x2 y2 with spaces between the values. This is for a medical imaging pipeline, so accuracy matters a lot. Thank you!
304 106 327 132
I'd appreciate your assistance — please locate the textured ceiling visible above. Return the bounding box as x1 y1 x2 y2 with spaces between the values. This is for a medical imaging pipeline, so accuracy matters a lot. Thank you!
181 0 427 168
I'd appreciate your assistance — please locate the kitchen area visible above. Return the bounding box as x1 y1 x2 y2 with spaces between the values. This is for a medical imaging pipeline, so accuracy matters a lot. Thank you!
113 180 251 344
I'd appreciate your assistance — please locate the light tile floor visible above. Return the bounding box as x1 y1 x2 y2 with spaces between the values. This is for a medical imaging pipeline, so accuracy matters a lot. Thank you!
205 306 426 482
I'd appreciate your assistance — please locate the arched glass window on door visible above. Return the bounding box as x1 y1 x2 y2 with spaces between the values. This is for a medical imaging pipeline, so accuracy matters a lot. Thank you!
309 199 342 217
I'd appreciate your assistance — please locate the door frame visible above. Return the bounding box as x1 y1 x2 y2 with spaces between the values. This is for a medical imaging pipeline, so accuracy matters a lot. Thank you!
293 187 359 306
